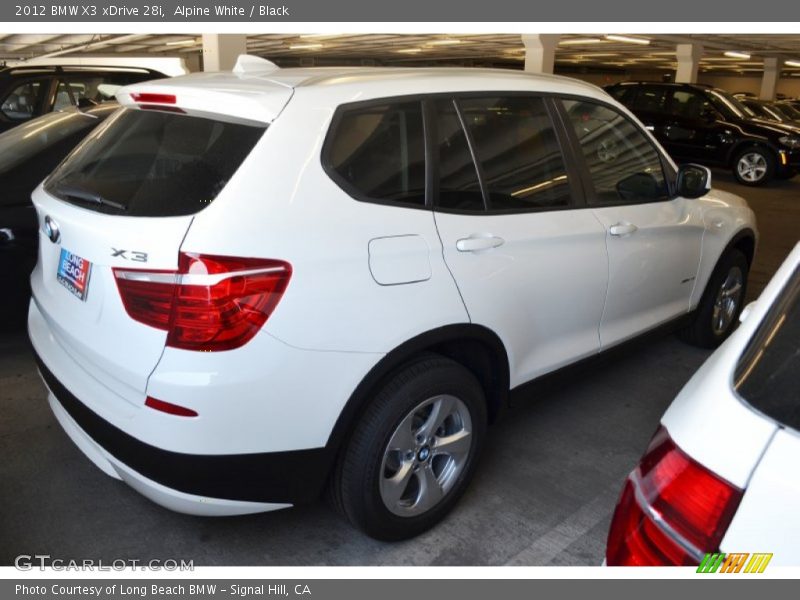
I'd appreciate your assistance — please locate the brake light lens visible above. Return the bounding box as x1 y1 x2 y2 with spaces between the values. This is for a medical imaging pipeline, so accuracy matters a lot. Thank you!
114 253 291 351
606 427 743 566
130 92 177 104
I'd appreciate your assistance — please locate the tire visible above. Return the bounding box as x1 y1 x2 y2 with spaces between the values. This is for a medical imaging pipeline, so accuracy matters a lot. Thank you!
679 249 749 348
732 146 775 186
331 354 487 541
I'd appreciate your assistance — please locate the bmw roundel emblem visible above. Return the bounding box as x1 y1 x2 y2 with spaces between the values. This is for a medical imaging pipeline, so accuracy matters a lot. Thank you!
44 216 60 244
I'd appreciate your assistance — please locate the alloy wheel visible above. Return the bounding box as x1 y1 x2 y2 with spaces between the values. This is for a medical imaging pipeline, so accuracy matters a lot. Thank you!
379 394 473 517
737 152 768 183
712 266 744 336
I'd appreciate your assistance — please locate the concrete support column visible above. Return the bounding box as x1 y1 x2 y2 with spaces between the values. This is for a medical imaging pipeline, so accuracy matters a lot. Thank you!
201 34 247 72
760 57 781 100
675 43 703 83
522 34 561 74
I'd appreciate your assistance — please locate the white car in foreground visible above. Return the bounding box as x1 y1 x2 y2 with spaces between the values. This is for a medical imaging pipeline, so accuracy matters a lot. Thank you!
606 242 800 566
30 56 757 540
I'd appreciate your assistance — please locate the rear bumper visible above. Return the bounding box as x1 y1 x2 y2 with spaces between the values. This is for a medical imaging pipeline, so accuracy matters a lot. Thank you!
28 295 380 512
36 350 332 510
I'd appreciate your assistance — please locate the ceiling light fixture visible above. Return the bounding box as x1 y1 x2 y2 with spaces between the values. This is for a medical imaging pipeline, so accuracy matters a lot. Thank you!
427 39 463 46
289 43 324 50
396 48 423 54
785 60 800 67
559 38 603 46
166 39 197 46
605 35 650 45
724 51 751 59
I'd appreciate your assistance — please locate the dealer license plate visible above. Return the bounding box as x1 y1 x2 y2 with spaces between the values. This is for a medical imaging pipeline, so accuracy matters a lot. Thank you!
56 248 93 301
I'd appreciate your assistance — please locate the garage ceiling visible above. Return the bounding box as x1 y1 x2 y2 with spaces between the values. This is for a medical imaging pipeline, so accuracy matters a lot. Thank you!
2 33 800 76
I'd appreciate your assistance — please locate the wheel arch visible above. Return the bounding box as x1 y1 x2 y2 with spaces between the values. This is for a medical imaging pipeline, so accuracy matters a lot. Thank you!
324 324 510 457
726 139 779 168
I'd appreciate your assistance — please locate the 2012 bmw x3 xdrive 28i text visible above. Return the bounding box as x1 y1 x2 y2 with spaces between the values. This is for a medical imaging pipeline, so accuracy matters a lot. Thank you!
30 56 757 540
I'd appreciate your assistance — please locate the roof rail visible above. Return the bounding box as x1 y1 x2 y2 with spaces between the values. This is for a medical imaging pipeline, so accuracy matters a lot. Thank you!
233 54 279 76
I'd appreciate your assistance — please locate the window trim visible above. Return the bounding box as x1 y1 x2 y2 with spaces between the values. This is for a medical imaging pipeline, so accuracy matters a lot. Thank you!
552 93 678 208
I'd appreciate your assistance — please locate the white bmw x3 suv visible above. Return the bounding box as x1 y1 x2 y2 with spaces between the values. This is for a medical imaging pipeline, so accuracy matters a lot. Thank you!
29 55 757 540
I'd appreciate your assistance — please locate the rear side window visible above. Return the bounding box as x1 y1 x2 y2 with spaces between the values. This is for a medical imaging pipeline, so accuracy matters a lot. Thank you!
1 80 46 121
735 266 800 431
562 99 669 205
325 101 426 207
45 108 265 217
457 96 571 212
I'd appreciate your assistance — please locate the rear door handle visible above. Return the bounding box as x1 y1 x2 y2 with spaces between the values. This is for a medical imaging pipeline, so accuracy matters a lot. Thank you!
608 222 638 237
456 235 505 252
0 228 14 243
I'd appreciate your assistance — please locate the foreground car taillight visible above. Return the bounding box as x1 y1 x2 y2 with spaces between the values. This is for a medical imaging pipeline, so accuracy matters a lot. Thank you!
114 253 291 351
606 427 743 566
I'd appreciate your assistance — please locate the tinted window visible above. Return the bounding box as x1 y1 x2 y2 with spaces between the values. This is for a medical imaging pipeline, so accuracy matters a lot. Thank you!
327 102 426 207
631 86 668 113
607 85 638 106
1 80 45 121
435 99 484 211
563 100 668 205
735 266 800 431
458 96 571 212
45 108 266 217
0 106 113 174
669 89 715 120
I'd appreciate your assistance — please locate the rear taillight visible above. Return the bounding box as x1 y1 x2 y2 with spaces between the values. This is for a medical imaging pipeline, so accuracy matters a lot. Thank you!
130 92 177 104
606 427 743 566
114 253 291 352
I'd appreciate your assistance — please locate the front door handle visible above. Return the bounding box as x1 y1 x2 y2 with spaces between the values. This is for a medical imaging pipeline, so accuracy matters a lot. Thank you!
456 235 505 252
0 228 14 243
609 222 638 237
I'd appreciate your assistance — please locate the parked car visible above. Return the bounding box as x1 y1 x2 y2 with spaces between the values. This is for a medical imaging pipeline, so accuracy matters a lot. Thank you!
29 57 757 540
0 102 117 330
606 241 800 566
740 98 800 128
775 100 800 121
0 57 184 133
606 82 800 185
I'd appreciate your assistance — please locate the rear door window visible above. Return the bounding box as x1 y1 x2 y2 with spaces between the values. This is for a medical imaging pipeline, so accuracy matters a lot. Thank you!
45 107 266 216
631 86 668 114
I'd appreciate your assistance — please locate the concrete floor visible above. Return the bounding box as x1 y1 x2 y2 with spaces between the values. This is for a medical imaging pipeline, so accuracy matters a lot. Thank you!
1 171 798 566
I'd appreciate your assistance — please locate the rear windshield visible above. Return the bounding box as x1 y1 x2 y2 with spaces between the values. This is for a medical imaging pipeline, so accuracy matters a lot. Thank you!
45 107 266 216
734 265 800 431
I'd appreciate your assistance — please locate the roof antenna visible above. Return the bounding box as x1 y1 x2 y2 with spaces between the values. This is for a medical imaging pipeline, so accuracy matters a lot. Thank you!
233 54 279 75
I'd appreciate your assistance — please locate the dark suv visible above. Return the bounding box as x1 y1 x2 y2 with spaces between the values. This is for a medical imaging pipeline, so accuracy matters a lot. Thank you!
606 82 800 186
0 64 166 133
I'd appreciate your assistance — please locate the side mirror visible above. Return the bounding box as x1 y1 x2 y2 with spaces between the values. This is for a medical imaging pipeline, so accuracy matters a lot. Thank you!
676 164 711 199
